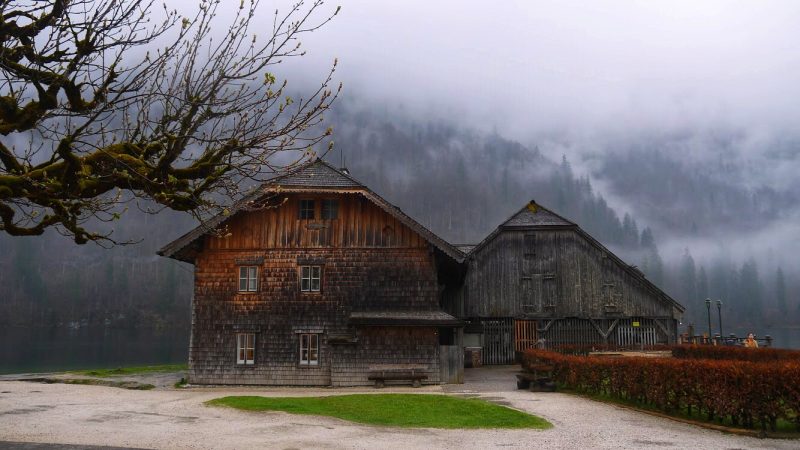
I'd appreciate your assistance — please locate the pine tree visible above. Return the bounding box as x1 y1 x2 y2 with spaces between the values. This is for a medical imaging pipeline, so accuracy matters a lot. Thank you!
738 258 763 323
697 266 709 301
679 249 698 324
776 267 787 315
640 227 656 249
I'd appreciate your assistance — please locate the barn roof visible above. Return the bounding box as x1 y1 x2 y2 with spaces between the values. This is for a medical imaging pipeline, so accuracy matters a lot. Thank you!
467 200 685 313
466 201 576 255
504 201 575 227
158 158 465 263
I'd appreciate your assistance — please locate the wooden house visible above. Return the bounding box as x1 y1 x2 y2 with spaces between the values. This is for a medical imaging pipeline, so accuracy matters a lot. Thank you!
159 160 465 386
443 201 685 364
160 159 685 382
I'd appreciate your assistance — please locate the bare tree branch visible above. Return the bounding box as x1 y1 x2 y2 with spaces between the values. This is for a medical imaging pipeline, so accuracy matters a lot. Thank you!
0 0 341 245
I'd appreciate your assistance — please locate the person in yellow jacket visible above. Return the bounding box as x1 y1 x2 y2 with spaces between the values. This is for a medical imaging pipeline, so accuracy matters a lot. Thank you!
744 333 759 348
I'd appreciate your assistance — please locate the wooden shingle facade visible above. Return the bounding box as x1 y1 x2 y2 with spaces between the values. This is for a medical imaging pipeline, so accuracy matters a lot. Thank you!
159 160 465 386
160 160 684 383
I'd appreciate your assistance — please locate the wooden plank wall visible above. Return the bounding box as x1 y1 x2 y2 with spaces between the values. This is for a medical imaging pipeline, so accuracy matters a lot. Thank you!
206 193 426 250
450 229 674 321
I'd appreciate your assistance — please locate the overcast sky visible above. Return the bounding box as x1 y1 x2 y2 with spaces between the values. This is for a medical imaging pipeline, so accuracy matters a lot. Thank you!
191 1 800 265
267 0 800 266
267 0 800 142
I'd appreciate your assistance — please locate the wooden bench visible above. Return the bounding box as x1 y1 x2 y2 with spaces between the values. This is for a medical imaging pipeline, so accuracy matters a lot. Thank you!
368 369 428 388
516 364 556 392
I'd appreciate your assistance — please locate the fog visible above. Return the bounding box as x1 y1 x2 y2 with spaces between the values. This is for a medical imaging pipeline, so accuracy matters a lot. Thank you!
270 1 800 137
6 1 798 328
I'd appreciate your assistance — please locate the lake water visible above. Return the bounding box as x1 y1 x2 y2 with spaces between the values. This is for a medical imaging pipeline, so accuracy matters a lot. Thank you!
728 326 800 350
1 325 799 375
0 326 189 375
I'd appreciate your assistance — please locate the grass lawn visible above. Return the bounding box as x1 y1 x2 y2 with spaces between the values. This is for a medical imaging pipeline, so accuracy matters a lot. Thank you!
69 364 187 377
207 394 552 429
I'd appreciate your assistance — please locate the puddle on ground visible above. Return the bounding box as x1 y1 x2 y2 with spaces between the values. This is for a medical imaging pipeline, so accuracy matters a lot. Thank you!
86 410 198 424
290 422 334 430
0 405 53 415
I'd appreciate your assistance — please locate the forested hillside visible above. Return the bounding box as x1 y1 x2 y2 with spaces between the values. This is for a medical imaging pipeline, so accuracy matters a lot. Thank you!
1 103 797 332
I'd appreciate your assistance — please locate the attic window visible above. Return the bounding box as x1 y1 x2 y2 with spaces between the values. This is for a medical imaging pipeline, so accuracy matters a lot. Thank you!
299 199 315 219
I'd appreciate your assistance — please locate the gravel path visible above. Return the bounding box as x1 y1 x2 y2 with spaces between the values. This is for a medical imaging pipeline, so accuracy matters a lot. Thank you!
0 366 795 449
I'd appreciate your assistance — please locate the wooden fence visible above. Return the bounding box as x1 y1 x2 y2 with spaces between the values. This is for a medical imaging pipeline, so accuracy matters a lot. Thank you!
481 318 515 364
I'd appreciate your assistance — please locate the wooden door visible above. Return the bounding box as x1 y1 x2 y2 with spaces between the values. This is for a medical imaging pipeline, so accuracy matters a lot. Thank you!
514 319 538 352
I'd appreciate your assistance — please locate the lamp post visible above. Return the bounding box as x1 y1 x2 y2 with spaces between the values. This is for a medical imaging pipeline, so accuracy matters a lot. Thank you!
705 298 712 343
716 299 723 341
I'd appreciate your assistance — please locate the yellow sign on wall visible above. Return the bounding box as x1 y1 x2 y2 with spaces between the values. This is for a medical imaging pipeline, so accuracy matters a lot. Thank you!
632 321 640 327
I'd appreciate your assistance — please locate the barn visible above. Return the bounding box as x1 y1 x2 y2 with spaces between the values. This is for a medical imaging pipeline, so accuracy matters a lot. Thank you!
159 159 684 384
159 159 466 386
443 201 685 365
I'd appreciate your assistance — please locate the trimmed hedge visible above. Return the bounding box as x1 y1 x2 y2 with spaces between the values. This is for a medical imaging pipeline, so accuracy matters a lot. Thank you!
523 349 800 431
671 345 800 362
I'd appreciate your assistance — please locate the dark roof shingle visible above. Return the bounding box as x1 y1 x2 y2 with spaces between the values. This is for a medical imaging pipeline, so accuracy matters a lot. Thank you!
505 203 574 227
275 161 362 188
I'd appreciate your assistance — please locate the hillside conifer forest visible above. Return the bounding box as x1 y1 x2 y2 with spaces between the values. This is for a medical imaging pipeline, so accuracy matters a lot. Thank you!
2 103 797 334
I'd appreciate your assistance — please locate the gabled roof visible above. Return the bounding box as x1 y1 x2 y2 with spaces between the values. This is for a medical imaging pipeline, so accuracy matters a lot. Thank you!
467 200 576 255
504 201 575 227
158 158 465 263
467 200 684 313
273 159 363 188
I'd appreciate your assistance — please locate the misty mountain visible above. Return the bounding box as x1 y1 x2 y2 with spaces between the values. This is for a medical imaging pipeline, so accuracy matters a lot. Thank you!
1 102 797 334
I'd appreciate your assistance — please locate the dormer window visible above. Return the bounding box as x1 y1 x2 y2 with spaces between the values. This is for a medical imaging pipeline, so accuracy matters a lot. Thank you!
321 199 339 220
299 199 315 219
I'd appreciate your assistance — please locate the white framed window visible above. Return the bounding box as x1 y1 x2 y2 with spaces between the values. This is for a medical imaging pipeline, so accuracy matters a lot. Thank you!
299 333 319 365
238 266 258 292
300 265 321 292
236 333 255 365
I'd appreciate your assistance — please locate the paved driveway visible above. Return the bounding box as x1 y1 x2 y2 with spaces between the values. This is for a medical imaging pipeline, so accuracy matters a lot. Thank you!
0 367 795 449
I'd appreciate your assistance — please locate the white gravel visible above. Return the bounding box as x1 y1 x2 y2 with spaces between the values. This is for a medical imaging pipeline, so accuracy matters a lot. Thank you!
0 366 795 450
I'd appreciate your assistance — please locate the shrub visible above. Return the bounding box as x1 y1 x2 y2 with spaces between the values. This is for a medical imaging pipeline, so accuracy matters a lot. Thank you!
523 349 800 431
